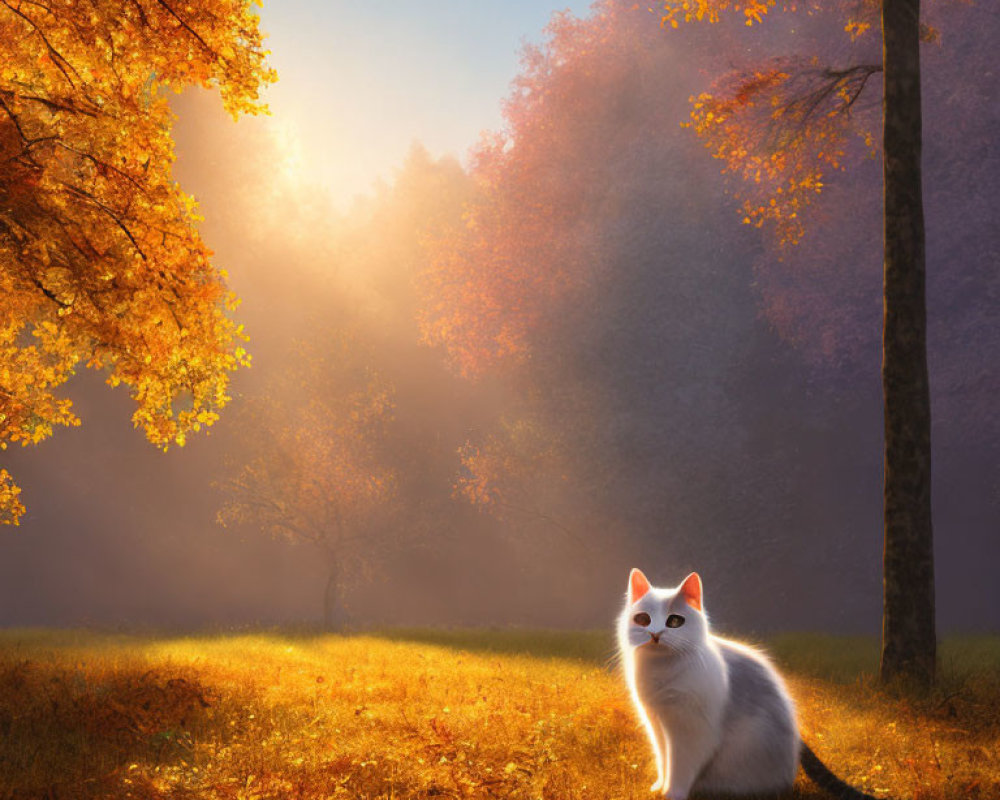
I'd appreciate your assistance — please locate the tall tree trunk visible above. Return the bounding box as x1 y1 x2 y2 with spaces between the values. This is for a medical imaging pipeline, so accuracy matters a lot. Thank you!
323 556 343 631
879 0 936 688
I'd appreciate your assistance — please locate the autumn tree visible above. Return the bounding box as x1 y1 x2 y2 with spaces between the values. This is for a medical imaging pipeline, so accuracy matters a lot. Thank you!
201 140 531 627
418 144 574 378
419 1 1000 632
0 0 274 524
217 333 397 629
418 12 636 551
419 10 775 602
419 9 778 574
658 0 940 686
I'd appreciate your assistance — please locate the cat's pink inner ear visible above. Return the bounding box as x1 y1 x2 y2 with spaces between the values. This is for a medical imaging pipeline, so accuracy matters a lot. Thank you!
680 572 703 611
629 568 651 604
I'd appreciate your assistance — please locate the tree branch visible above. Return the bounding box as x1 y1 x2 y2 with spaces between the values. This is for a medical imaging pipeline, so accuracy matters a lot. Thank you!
59 182 147 260
1 0 81 88
153 0 217 58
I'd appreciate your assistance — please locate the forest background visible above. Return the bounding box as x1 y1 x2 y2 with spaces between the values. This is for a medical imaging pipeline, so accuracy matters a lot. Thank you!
1 0 997 637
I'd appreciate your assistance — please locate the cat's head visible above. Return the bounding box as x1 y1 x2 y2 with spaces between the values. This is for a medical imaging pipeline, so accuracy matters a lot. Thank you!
620 568 709 653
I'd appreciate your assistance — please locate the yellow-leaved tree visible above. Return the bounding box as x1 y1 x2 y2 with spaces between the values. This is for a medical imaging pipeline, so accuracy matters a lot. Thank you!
0 0 275 524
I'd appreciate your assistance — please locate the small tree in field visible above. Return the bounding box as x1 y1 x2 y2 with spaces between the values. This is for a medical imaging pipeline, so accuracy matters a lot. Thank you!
661 0 935 687
217 334 396 629
0 0 274 524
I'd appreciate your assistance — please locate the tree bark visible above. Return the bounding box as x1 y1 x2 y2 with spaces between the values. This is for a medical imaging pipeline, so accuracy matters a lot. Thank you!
879 0 936 688
323 556 343 631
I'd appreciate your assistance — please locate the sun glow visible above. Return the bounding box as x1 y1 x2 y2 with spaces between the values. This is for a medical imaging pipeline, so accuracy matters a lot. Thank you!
270 118 307 186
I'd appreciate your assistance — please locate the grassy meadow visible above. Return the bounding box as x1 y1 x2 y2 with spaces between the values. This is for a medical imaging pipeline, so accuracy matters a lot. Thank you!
0 629 996 799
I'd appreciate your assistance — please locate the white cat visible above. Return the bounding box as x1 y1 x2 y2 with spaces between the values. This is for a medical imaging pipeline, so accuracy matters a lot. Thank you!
618 568 881 800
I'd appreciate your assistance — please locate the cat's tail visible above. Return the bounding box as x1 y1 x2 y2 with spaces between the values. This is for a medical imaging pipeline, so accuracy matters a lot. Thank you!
800 742 887 800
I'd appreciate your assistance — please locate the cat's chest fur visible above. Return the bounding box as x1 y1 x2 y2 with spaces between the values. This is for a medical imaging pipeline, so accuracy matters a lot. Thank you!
631 644 727 720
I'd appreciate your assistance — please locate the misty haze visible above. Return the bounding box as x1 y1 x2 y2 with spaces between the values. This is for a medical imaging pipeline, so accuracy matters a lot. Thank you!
1 1 997 799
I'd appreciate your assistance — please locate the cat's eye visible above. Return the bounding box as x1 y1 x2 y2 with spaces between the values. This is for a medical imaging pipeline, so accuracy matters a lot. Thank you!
633 612 651 626
666 614 685 628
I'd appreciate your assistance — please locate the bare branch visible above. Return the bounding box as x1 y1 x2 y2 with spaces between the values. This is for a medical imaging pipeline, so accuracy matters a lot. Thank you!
781 63 883 125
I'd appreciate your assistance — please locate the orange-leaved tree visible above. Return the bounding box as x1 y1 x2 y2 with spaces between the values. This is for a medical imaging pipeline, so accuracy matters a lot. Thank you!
418 89 595 378
662 0 936 687
0 0 275 524
418 9 709 556
418 12 624 550
455 414 575 529
217 333 396 629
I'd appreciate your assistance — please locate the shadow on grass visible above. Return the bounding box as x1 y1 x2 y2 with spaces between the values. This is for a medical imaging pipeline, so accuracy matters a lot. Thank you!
766 633 882 683
0 657 227 799
742 633 1000 686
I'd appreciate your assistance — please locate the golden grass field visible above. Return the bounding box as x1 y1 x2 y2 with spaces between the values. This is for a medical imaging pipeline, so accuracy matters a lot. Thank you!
0 629 996 799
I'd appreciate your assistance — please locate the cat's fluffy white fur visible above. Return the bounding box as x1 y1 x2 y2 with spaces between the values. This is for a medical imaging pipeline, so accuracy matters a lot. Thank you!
618 569 800 799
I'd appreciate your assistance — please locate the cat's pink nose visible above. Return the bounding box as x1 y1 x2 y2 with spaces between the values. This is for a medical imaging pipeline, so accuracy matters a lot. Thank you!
649 632 661 643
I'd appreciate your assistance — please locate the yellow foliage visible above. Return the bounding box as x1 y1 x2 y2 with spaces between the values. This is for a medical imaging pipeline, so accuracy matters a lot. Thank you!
0 0 275 523
685 61 877 246
660 0 789 28
664 2 882 247
845 18 873 40
0 470 24 525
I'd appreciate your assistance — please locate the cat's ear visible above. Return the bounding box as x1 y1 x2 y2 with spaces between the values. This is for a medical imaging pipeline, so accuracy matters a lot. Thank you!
679 572 703 611
628 568 651 604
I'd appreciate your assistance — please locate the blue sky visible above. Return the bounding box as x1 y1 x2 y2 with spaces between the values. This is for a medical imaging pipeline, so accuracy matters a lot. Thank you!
257 0 595 206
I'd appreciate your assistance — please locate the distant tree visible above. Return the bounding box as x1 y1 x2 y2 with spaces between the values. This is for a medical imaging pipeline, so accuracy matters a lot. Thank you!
419 1 965 679
417 24 612 380
456 414 570 523
0 0 274 524
660 0 936 687
417 8 761 570
417 148 570 378
206 142 527 627
217 333 396 629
